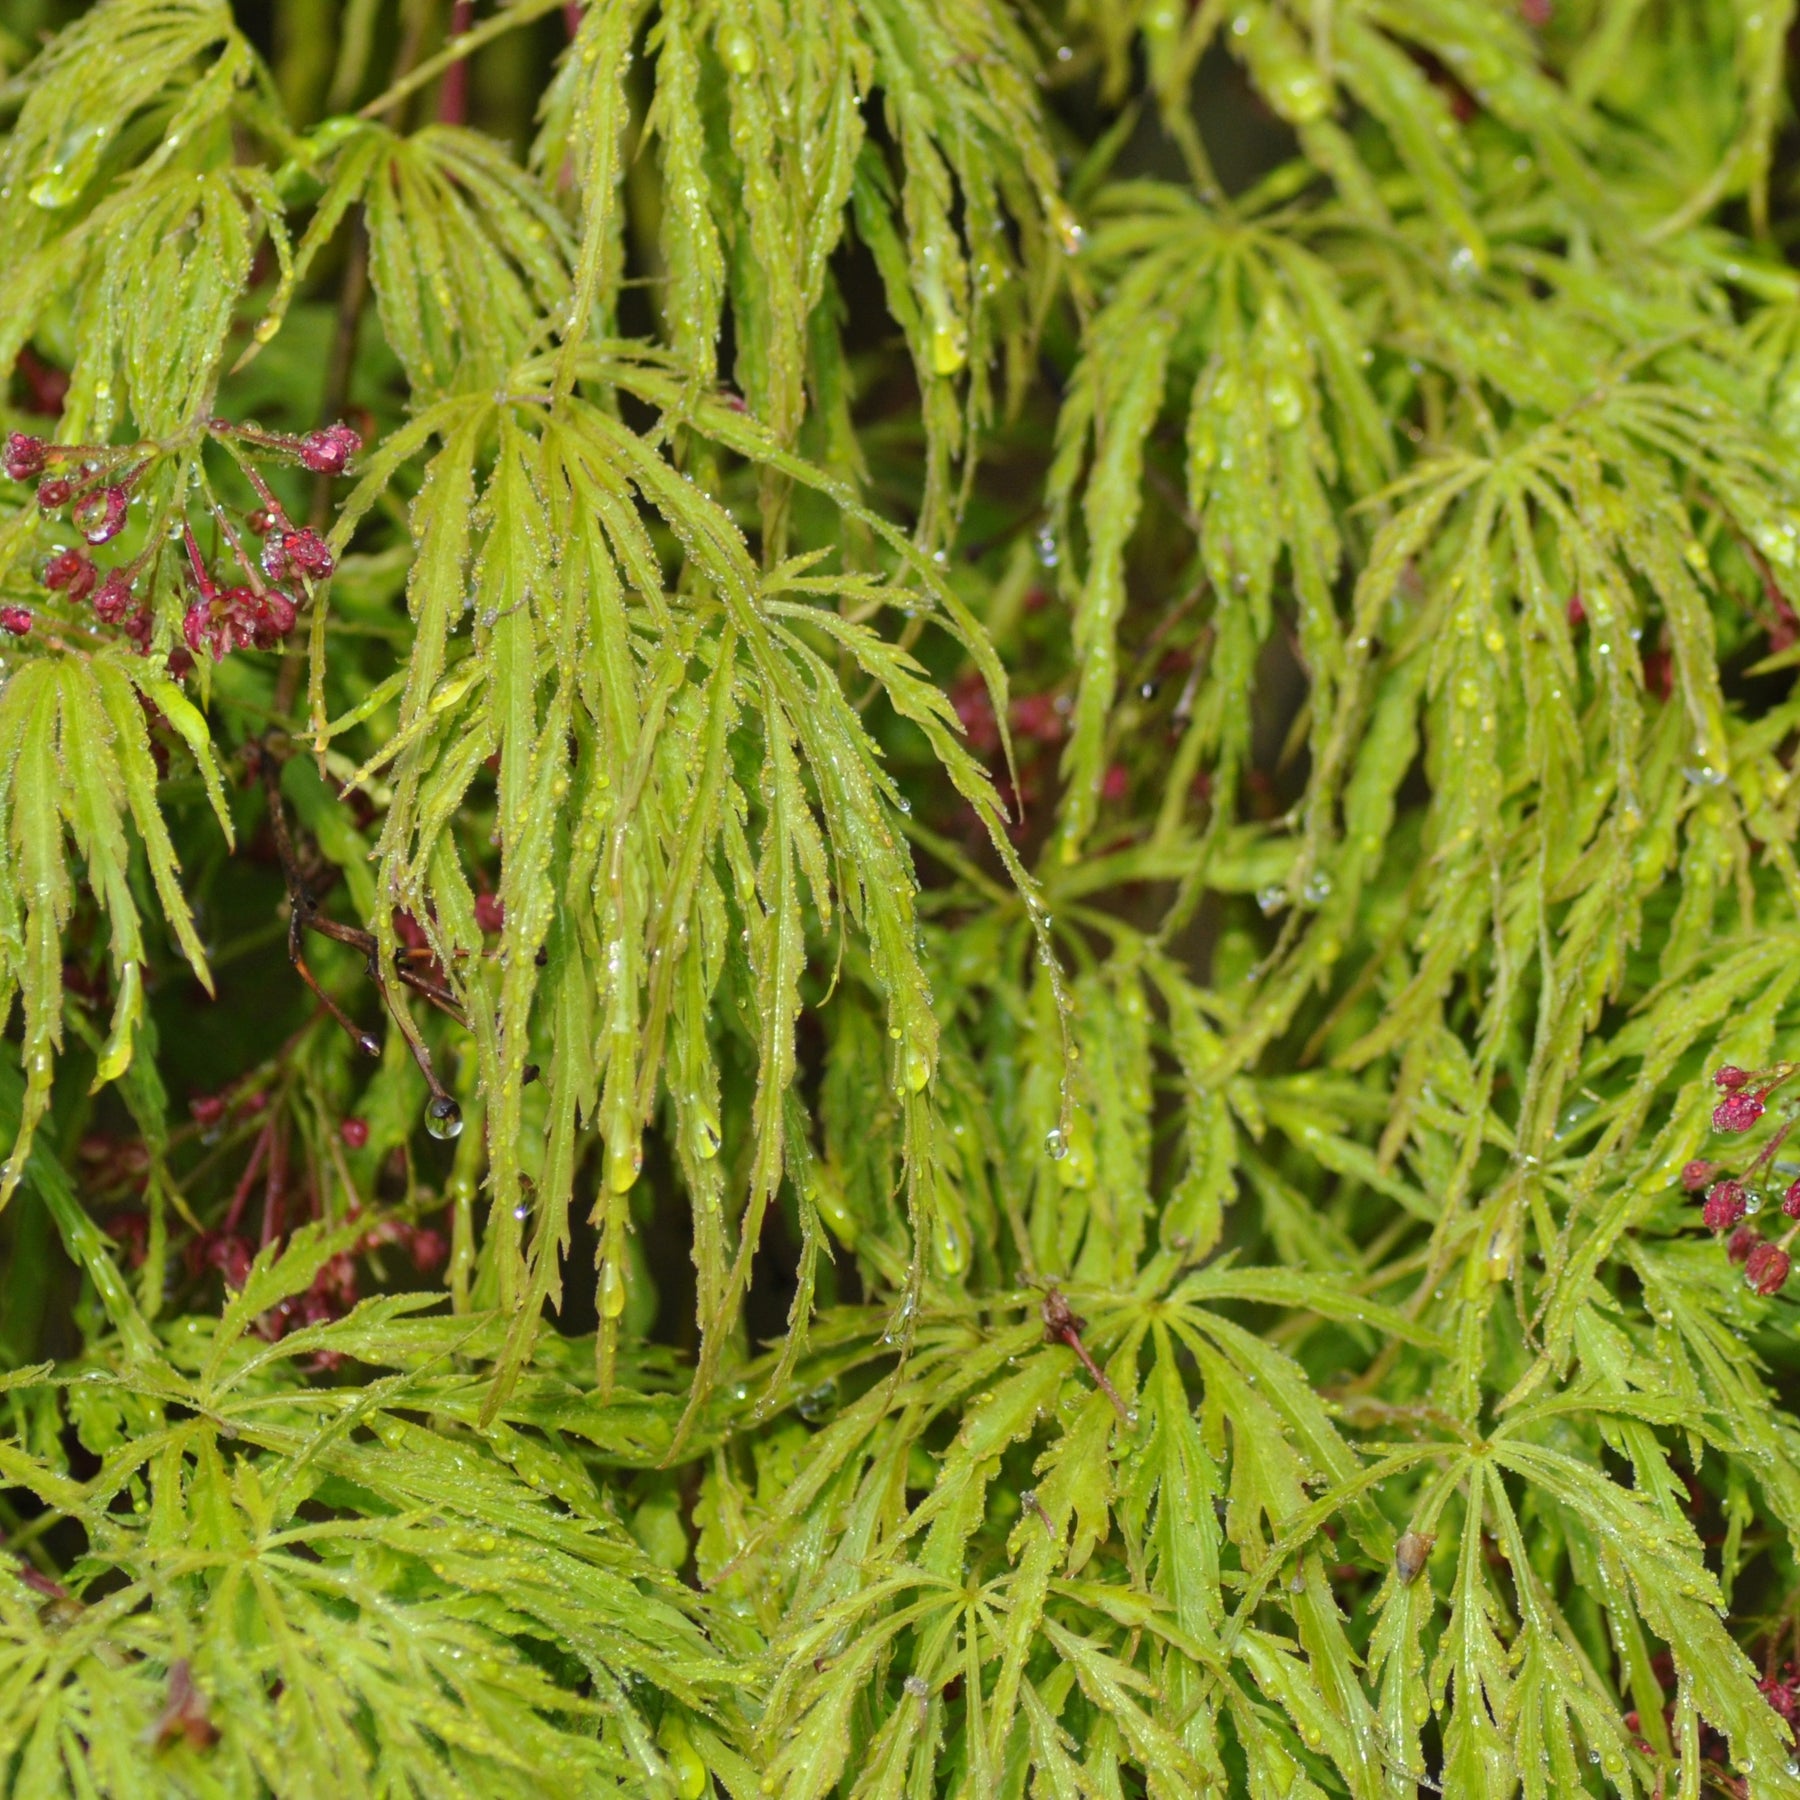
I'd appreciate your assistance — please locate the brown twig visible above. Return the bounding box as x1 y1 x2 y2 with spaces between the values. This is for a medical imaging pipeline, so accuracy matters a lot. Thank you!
1041 1287 1133 1423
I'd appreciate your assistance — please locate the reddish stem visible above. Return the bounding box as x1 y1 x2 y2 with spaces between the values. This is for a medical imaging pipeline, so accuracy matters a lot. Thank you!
261 1120 289 1249
221 1124 272 1237
439 0 475 124
1041 1288 1133 1423
181 524 216 601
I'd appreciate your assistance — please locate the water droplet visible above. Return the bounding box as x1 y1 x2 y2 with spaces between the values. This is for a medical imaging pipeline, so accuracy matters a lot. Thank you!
719 24 758 73
425 1096 464 1140
1045 1128 1068 1161
795 1377 840 1423
600 1257 627 1318
1256 884 1287 916
932 1210 967 1277
606 1132 641 1192
1036 524 1060 568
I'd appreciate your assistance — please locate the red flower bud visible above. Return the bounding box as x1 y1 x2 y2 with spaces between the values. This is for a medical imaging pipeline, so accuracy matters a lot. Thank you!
4 433 46 481
1728 1224 1759 1264
1746 1241 1792 1295
408 1226 447 1272
71 485 128 545
1785 1179 1800 1220
245 507 279 537
92 571 134 623
280 528 334 579
43 546 95 599
0 605 32 636
35 476 73 509
1681 1159 1718 1192
339 1116 369 1151
298 423 361 475
1713 1091 1766 1134
183 602 216 656
254 588 297 644
205 1234 254 1291
1714 1065 1752 1091
1704 1180 1748 1232
189 1094 227 1127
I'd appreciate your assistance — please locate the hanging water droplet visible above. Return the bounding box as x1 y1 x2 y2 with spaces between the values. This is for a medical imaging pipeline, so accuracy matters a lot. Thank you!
718 24 758 74
606 1132 642 1193
692 1111 721 1161
425 1096 464 1140
1301 871 1333 905
1256 884 1288 916
1045 1127 1068 1161
932 1209 967 1277
1036 524 1060 568
600 1257 627 1318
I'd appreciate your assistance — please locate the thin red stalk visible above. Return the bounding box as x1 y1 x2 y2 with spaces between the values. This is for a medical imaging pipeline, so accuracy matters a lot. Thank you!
221 1125 271 1237
261 1121 289 1249
439 0 475 123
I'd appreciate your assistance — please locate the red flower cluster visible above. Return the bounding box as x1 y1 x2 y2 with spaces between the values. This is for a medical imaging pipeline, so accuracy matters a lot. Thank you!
1692 1059 1800 1294
0 420 359 662
1760 1661 1800 1728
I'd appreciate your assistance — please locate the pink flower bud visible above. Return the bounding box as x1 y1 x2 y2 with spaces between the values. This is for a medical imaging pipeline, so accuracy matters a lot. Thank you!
1713 1091 1766 1134
408 1226 447 1272
1746 1241 1792 1295
1714 1065 1752 1091
1681 1159 1718 1192
1785 1179 1800 1221
35 476 72 509
339 1117 369 1151
43 547 94 598
1704 1180 1748 1231
1728 1224 1759 1265
280 528 334 579
92 571 134 624
0 605 32 636
183 603 213 655
298 423 361 475
4 434 46 481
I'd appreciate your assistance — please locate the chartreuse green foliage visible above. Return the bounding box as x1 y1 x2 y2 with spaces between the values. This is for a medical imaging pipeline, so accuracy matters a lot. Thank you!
2 0 1800 1793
